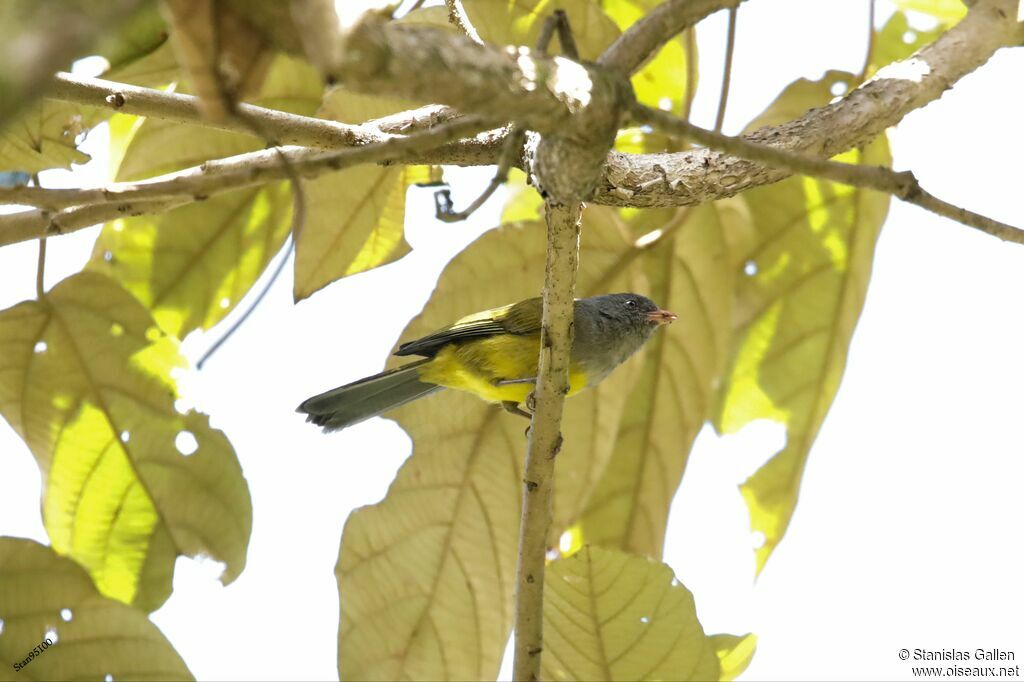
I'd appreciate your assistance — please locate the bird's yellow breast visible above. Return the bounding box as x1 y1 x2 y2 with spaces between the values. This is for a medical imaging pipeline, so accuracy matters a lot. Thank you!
418 334 589 404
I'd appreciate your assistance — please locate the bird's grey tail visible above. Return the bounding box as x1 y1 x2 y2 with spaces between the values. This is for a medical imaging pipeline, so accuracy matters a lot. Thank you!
297 359 441 432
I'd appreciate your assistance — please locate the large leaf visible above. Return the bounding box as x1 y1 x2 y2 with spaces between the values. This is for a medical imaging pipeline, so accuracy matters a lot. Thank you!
869 10 945 77
893 0 966 25
577 201 741 558
0 272 252 611
602 0 696 117
465 0 619 60
714 75 893 573
293 165 420 301
0 100 92 173
336 214 649 680
543 546 753 681
90 55 320 337
89 182 293 338
0 538 192 681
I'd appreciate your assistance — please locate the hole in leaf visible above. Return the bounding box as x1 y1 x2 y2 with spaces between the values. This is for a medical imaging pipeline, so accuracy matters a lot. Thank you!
830 81 847 96
105 675 114 682
752 531 767 549
60 608 73 622
545 548 560 561
174 398 191 415
34 341 47 354
640 616 650 624
44 628 57 644
110 323 124 337
658 97 673 111
113 221 124 232
175 430 198 456
743 260 758 276
0 617 5 635
902 30 916 44
120 431 130 443
103 250 113 262
219 297 231 309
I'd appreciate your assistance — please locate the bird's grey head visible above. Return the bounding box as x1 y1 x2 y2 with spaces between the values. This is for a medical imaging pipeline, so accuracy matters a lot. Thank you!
573 293 677 384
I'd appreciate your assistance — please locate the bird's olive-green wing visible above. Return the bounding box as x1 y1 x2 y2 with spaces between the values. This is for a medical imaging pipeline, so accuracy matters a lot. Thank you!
395 297 544 357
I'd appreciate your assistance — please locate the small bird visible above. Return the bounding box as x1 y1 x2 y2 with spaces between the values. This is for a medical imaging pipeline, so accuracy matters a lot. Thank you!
297 293 677 432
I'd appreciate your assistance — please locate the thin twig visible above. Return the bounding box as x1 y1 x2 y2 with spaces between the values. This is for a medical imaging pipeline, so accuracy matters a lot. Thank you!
859 0 877 83
714 8 738 132
444 0 484 44
435 126 526 222
0 116 493 212
512 201 582 682
553 9 579 59
632 103 1024 244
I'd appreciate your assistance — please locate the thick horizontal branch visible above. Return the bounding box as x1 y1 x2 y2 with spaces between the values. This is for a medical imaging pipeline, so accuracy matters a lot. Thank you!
336 13 630 138
0 116 492 245
591 0 1024 207
633 104 1024 244
599 0 742 75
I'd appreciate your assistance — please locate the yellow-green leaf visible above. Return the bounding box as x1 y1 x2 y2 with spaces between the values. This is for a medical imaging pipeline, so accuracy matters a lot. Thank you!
89 183 293 338
544 546 747 681
893 0 966 25
712 633 758 682
715 75 893 573
602 0 697 116
0 22 172 174
465 0 620 60
501 169 545 225
0 538 192 681
870 11 944 77
293 165 421 301
92 54 320 335
577 201 740 558
0 272 252 611
337 215 647 681
0 100 92 173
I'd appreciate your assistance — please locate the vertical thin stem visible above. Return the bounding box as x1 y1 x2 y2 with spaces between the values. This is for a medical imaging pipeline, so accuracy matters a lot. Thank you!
859 0 876 82
32 174 45 299
714 7 738 132
681 27 698 122
36 238 47 299
512 201 581 681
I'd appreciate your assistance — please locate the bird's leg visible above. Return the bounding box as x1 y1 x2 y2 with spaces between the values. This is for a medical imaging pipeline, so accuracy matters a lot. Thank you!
502 401 533 420
494 377 537 386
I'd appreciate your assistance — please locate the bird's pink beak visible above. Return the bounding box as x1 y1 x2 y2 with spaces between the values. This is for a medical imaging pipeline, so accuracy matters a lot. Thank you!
646 309 678 325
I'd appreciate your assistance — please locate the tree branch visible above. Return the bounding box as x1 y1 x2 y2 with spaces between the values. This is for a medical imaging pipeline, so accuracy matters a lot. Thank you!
591 0 1023 207
0 116 493 246
598 0 742 75
632 104 1024 244
513 201 581 682
334 13 630 141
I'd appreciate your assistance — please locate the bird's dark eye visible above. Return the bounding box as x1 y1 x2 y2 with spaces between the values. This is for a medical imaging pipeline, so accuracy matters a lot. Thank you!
624 299 636 308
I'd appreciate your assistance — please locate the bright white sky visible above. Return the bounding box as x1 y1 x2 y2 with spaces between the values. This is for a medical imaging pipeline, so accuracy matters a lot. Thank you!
1 1 1022 680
